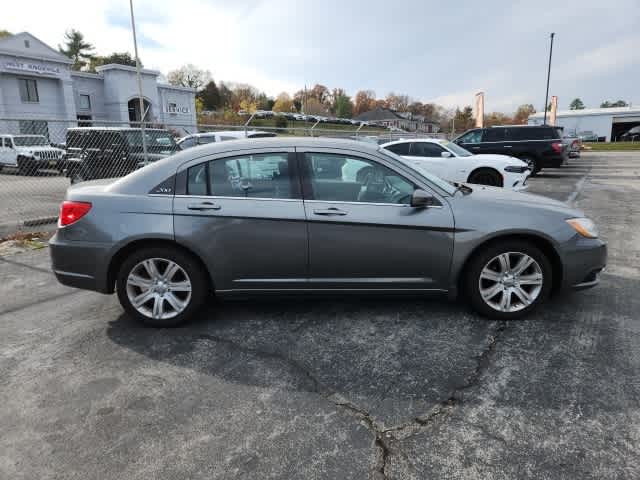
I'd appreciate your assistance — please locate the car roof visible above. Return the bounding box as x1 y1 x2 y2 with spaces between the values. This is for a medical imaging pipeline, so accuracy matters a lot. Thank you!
381 138 447 146
68 127 169 132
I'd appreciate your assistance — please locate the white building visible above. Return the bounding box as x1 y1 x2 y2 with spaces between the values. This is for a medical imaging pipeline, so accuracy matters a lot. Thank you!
528 106 640 142
0 32 196 142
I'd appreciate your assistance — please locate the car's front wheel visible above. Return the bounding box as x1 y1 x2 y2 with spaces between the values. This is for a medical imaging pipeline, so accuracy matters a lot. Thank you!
465 241 552 320
116 246 209 327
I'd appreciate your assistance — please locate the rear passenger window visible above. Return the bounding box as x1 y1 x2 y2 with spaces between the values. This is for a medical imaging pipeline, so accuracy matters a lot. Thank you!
384 143 410 155
187 153 292 199
304 153 416 204
483 129 506 142
410 142 446 157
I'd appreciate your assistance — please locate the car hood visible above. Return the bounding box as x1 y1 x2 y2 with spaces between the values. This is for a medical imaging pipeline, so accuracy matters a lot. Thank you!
457 183 583 217
471 154 527 167
16 146 64 153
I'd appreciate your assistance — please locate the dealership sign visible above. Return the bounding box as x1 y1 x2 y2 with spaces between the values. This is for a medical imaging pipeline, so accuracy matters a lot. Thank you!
4 61 61 76
165 103 191 114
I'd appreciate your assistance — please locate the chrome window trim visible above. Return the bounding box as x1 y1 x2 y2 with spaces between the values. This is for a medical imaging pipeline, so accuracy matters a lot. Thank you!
303 199 443 209
174 194 302 203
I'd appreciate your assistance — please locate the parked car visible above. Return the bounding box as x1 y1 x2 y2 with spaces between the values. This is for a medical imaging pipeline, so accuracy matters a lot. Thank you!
619 126 640 142
578 131 599 142
176 130 277 149
382 138 530 190
558 128 581 158
64 127 181 183
454 125 567 174
0 134 65 175
50 137 606 327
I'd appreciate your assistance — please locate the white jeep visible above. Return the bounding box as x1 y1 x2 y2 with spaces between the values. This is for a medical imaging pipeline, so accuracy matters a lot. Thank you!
0 134 65 175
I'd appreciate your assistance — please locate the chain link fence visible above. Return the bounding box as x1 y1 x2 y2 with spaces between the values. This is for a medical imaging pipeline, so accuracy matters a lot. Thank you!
0 116 453 236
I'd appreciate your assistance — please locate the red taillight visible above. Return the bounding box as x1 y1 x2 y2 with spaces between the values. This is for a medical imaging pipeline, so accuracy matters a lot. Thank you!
551 142 563 153
59 201 92 226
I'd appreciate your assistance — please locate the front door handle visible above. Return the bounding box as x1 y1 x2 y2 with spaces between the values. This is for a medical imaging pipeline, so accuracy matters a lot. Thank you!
471 146 480 150
503 145 513 148
313 208 347 216
187 202 221 211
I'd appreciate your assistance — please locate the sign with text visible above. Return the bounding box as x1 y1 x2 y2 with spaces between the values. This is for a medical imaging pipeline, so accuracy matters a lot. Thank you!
4 61 61 76
165 103 191 114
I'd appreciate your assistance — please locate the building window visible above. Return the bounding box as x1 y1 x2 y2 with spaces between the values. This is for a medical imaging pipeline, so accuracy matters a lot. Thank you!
19 78 39 103
79 94 91 110
168 102 177 114
19 120 49 139
76 115 93 127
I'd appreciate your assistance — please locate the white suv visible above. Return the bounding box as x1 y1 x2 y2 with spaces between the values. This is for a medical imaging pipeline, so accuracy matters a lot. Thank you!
0 134 65 175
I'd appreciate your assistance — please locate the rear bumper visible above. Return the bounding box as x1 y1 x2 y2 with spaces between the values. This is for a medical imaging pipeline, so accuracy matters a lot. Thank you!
49 233 113 293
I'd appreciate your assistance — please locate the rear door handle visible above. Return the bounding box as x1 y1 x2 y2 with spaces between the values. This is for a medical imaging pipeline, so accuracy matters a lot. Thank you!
313 208 347 216
187 202 221 211
471 146 480 150
503 145 513 148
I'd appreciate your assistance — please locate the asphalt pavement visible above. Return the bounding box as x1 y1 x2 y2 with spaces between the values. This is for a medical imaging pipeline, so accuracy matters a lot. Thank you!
1 152 639 479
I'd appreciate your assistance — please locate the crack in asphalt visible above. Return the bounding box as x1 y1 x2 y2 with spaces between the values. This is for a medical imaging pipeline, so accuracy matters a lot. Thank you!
195 320 509 479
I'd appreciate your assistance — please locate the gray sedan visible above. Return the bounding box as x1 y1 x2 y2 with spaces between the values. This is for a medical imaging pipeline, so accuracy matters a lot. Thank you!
50 138 606 327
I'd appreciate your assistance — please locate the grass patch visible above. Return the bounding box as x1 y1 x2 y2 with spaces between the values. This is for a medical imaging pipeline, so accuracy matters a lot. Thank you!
585 142 640 151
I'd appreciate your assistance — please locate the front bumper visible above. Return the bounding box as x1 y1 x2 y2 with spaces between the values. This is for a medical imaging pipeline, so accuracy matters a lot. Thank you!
561 238 607 290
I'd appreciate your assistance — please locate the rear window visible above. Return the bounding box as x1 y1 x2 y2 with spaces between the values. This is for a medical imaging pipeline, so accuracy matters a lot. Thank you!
384 142 410 155
508 127 561 141
483 128 506 142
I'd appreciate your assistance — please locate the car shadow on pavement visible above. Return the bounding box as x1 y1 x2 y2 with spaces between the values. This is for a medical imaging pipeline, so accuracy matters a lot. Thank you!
102 291 602 426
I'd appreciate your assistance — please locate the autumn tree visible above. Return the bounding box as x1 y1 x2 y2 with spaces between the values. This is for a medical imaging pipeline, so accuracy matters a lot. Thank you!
385 92 410 112
273 92 294 112
305 97 328 116
485 112 513 127
58 29 94 70
309 84 330 105
0 30 12 38
197 80 221 110
513 104 536 124
453 106 475 131
167 64 211 89
353 90 376 116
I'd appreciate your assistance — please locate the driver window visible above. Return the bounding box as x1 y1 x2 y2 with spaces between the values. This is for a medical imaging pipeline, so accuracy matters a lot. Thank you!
459 129 482 144
304 153 416 204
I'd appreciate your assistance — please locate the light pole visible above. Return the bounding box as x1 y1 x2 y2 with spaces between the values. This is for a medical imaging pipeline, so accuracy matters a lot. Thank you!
543 32 555 126
129 0 149 165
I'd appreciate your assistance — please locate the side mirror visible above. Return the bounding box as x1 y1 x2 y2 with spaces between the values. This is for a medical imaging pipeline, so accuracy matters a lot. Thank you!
441 151 452 158
410 189 437 208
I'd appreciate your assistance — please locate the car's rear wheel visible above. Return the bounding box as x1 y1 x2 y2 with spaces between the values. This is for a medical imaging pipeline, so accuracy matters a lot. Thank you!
468 168 503 187
521 156 540 175
116 246 209 327
465 241 552 320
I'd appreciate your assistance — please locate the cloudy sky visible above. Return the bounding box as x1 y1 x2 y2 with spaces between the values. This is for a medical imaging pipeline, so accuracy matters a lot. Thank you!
5 0 640 112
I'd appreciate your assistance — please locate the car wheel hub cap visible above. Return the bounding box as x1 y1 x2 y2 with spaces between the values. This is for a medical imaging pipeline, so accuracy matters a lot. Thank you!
479 252 543 313
126 258 192 320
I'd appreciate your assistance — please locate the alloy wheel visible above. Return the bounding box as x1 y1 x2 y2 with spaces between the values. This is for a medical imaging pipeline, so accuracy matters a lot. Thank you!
125 258 192 320
478 252 543 313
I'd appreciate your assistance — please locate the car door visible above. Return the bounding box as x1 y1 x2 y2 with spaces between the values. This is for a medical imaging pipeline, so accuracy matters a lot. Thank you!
299 148 455 291
0 137 18 166
478 128 506 154
173 147 308 291
403 141 451 179
455 129 484 153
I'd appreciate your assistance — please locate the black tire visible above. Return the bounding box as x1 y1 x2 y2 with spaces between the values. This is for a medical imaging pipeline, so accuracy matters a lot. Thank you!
116 246 209 327
468 168 503 187
521 156 540 175
17 156 34 176
465 240 552 320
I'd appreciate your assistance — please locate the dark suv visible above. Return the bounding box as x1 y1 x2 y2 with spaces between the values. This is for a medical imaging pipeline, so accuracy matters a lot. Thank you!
453 125 567 174
64 127 181 183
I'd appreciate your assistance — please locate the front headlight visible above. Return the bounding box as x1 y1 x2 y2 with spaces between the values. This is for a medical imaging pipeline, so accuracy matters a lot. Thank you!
504 165 529 173
566 218 598 238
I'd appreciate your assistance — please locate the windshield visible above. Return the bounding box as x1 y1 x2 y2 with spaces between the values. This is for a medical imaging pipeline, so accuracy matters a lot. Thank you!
442 141 472 157
13 136 49 147
122 130 178 149
378 147 457 195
